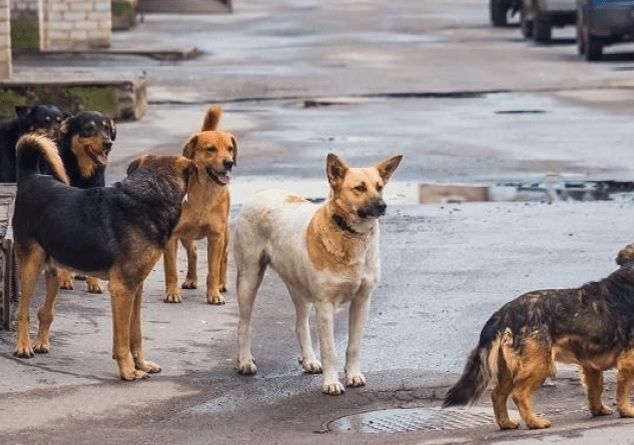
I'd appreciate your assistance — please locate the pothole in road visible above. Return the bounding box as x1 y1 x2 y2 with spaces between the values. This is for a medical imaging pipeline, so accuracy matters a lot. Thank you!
328 406 510 433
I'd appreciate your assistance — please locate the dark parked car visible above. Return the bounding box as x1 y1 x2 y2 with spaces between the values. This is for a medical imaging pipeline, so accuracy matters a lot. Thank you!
490 0 521 26
520 0 577 42
577 0 634 60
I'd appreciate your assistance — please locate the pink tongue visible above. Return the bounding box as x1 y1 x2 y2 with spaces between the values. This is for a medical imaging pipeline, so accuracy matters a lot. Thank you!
97 154 108 165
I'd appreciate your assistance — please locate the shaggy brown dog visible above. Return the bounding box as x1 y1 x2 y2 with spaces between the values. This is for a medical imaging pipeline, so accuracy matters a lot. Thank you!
444 244 634 429
12 134 195 380
163 105 237 304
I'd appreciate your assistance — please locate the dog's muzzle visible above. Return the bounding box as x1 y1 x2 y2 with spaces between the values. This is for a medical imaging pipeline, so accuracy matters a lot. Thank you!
358 199 387 219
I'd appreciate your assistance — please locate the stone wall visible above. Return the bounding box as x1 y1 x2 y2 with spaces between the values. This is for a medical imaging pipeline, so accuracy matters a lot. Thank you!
0 0 11 78
41 0 111 51
10 0 40 52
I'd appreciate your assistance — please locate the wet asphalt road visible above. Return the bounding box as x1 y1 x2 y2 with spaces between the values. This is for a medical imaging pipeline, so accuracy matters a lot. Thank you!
3 0 634 443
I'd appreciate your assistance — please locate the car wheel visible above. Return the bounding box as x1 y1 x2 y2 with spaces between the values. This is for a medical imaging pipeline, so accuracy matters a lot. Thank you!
520 4 533 38
490 0 509 27
532 1 552 43
576 9 585 54
583 21 603 61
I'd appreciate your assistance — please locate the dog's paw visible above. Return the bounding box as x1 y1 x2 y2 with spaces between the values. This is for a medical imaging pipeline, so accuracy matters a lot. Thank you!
33 337 50 354
181 280 197 289
591 405 613 417
14 343 35 358
498 419 520 430
619 406 634 418
135 359 162 374
220 285 228 293
526 417 551 429
207 293 226 305
237 359 257 375
164 292 182 303
323 380 345 396
59 278 74 290
299 356 323 374
120 369 151 381
345 372 366 388
86 279 103 294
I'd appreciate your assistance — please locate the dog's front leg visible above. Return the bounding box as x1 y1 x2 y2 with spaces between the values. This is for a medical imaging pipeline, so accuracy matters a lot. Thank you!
345 293 371 388
130 284 161 375
163 236 182 303
617 357 634 417
110 278 147 380
315 301 344 395
206 232 226 305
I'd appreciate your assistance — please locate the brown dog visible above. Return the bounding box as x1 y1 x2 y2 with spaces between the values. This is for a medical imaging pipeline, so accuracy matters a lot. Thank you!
444 243 634 429
163 106 237 305
13 134 196 380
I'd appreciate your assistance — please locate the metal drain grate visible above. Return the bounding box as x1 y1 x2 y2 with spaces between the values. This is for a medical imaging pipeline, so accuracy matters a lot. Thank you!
328 407 511 433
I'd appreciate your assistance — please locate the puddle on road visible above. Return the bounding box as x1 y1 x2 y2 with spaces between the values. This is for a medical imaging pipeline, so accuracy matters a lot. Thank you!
230 177 634 206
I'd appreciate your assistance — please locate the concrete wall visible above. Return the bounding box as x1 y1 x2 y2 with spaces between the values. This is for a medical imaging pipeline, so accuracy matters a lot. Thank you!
11 0 39 21
0 0 11 78
10 0 40 52
41 0 111 51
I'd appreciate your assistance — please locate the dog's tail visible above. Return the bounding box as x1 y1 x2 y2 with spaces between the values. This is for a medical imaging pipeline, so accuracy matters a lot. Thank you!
16 134 69 185
442 315 506 408
201 105 222 131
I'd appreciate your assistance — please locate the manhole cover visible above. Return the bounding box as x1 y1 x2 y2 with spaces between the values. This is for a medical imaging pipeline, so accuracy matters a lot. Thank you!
328 407 511 433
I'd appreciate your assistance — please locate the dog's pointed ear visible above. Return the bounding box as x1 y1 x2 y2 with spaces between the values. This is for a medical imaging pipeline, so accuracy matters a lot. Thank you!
182 135 198 159
15 105 33 121
616 244 634 266
231 136 238 167
375 155 403 183
59 117 71 137
326 153 348 190
109 118 117 141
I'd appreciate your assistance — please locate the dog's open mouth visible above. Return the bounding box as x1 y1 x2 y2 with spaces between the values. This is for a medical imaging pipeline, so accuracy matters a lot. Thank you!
87 148 109 167
206 167 231 185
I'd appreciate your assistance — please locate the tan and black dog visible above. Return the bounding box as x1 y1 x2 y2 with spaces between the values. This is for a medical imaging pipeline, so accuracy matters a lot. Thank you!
234 153 402 395
55 111 117 293
163 105 237 304
444 243 634 429
12 134 195 380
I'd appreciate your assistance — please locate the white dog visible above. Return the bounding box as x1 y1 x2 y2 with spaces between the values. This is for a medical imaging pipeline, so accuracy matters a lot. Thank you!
233 153 402 395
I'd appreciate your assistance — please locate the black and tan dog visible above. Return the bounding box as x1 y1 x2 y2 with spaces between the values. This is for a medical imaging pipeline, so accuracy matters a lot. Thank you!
12 134 196 380
55 111 117 293
163 105 237 304
444 244 634 429
0 104 67 182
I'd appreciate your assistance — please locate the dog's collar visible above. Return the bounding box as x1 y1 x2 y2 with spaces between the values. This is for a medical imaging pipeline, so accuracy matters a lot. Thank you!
332 214 360 236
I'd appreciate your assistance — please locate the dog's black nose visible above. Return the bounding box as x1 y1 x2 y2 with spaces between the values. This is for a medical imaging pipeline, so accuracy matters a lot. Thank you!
103 140 113 150
375 199 387 215
223 159 234 171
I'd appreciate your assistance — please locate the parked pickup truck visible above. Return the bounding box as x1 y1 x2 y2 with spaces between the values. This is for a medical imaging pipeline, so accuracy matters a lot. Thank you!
490 0 521 26
577 0 634 60
520 0 577 42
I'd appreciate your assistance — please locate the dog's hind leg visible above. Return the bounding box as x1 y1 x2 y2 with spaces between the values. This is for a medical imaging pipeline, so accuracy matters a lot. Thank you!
289 288 321 374
581 366 612 416
345 292 371 388
491 355 520 430
510 336 552 429
163 237 183 303
181 238 198 290
33 264 61 353
14 243 46 358
219 224 229 293
130 283 161 375
315 301 345 395
206 232 226 305
616 352 634 417
236 255 267 375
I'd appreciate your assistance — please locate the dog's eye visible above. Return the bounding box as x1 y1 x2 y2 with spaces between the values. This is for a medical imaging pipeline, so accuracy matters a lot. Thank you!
207 146 217 153
376 183 383 192
45 116 51 121
354 184 367 193
228 146 233 152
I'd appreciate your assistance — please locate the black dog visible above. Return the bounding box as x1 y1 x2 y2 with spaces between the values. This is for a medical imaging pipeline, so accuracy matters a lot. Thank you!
0 105 67 182
55 111 117 292
12 134 196 380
